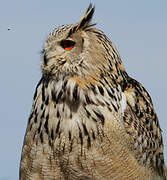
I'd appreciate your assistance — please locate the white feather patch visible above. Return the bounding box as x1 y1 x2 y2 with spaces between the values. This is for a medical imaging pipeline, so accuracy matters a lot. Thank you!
120 92 127 114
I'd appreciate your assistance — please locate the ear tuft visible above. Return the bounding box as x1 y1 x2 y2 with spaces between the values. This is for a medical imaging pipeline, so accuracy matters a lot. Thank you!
76 3 95 30
67 4 95 38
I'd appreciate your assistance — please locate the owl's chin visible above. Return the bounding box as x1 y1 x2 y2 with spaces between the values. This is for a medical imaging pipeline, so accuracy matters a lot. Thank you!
42 70 77 84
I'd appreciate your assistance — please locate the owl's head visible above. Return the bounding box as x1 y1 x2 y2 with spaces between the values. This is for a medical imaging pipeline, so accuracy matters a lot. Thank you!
41 4 126 84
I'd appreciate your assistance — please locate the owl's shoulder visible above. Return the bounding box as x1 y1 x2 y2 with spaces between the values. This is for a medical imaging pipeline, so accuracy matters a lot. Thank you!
122 77 166 178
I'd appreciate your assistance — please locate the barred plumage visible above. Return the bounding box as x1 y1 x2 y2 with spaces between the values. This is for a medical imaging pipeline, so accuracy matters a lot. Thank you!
20 4 166 180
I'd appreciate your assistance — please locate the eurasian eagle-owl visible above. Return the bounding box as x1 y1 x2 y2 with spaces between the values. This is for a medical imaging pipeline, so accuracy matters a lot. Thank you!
20 4 166 180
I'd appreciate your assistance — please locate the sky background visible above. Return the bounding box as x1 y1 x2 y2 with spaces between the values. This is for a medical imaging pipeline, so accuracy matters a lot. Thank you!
0 1 167 179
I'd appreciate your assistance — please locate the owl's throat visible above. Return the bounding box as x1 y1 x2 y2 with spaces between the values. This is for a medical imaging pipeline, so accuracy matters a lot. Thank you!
31 75 123 148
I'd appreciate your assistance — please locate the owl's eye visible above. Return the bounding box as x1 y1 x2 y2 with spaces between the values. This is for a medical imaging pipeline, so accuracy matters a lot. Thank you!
61 40 75 50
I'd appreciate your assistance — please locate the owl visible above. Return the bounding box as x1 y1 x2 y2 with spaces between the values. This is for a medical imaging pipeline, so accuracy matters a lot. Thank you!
20 4 166 180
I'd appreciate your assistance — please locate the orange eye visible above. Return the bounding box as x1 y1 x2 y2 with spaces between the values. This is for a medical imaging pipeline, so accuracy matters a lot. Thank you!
61 40 75 50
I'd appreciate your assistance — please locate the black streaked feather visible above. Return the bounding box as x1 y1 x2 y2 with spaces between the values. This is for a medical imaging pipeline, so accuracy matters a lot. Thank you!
93 110 105 125
56 120 60 134
33 78 42 100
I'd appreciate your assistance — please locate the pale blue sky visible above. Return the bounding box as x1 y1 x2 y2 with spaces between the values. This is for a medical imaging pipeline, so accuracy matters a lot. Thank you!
0 1 167 179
